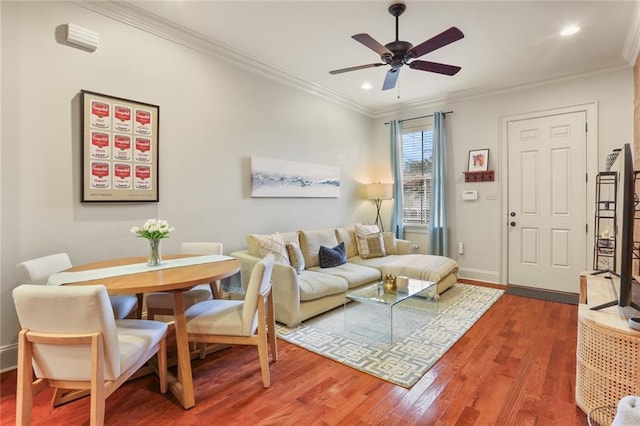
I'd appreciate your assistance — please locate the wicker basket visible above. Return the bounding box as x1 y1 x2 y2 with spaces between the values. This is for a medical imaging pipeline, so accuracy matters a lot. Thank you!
576 316 640 414
587 405 617 426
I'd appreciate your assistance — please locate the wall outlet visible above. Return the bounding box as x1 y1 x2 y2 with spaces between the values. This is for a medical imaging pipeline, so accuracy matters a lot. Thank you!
458 242 464 255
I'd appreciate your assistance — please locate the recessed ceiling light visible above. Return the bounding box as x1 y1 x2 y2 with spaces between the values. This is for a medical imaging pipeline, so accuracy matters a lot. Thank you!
560 25 580 36
361 82 372 90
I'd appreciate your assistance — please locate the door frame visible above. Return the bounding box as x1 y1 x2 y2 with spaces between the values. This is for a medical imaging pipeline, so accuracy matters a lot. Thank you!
499 102 599 285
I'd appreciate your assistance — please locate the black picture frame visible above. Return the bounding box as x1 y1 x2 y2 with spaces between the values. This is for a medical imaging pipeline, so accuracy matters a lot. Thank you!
81 90 159 202
468 149 489 172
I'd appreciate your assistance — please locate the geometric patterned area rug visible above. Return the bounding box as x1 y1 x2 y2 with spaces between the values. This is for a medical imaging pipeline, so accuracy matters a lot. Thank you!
276 283 504 388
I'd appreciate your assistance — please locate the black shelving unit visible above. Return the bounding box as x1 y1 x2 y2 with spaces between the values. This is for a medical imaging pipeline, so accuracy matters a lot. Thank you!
593 171 618 271
634 171 640 276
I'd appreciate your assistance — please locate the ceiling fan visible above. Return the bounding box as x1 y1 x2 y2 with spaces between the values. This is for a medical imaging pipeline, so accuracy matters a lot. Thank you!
329 2 464 91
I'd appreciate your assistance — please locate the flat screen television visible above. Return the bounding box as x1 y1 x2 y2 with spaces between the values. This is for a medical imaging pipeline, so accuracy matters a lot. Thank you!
592 143 639 311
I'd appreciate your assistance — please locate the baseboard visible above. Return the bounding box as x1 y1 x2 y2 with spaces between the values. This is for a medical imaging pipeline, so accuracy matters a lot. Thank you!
457 268 500 284
505 284 579 305
0 343 18 372
458 278 507 290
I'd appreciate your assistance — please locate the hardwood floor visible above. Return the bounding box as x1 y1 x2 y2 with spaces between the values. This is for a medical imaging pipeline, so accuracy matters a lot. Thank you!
1 291 588 425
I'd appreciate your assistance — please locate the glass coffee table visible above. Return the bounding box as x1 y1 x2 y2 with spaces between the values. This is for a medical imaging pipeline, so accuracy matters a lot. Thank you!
344 278 438 344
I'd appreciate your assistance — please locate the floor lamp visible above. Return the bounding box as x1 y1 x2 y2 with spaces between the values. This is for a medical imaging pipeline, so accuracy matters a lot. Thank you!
366 183 393 232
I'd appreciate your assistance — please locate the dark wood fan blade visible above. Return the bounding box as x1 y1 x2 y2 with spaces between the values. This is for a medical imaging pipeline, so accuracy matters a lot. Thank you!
329 63 385 74
409 60 461 76
406 27 464 59
382 68 400 90
352 33 393 57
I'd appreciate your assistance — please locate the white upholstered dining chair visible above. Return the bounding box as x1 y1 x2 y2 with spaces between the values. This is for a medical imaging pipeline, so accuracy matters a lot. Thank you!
185 254 277 388
16 253 139 320
13 284 168 426
145 242 224 320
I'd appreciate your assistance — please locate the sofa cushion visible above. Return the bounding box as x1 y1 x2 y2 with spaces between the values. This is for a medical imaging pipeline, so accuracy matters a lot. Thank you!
354 224 380 237
247 232 298 258
348 254 406 271
354 224 388 259
309 262 381 289
286 242 305 274
253 233 290 265
381 254 459 283
298 228 339 268
335 226 359 259
356 233 386 259
297 270 348 301
383 232 398 255
319 242 347 268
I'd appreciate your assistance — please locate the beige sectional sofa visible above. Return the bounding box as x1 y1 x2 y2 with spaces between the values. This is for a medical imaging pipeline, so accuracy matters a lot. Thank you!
231 226 459 327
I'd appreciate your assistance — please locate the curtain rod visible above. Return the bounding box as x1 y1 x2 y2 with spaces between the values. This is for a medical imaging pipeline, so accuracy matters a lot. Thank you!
384 110 453 125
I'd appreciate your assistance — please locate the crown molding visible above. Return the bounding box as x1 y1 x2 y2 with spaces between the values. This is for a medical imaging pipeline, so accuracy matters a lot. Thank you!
370 63 630 119
623 0 640 65
72 1 376 117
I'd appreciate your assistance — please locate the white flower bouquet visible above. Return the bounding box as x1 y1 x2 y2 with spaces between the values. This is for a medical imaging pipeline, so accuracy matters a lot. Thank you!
130 219 174 241
131 219 174 266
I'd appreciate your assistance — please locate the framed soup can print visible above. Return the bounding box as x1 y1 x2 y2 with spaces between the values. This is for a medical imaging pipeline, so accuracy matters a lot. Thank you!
81 90 159 202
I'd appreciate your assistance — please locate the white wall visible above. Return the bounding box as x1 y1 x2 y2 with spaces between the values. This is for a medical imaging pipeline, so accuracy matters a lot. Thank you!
373 67 634 283
1 1 634 371
0 1 375 370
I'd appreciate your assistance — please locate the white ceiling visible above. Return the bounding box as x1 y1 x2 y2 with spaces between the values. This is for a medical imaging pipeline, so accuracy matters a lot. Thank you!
121 1 639 116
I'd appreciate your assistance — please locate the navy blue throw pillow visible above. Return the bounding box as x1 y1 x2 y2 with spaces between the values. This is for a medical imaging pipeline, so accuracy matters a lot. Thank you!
319 242 347 268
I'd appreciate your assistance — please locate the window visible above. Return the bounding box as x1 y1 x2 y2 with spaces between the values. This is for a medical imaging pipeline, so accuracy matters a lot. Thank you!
401 124 433 225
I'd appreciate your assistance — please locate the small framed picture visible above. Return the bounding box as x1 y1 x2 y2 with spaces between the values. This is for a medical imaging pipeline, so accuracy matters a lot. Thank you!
468 149 489 172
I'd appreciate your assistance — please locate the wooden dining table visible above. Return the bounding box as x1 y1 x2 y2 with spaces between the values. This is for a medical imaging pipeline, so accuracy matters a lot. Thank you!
57 254 240 409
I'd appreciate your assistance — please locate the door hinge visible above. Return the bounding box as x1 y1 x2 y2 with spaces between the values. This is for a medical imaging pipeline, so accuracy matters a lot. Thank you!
586 223 588 233
585 123 588 132
586 173 588 183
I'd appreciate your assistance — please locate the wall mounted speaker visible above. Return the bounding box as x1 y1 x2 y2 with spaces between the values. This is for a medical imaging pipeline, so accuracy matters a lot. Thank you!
65 23 98 52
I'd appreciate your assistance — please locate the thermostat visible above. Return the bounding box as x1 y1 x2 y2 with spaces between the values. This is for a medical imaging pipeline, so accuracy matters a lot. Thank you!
462 190 478 201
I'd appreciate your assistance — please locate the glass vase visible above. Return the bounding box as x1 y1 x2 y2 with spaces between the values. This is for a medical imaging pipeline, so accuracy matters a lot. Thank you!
148 239 162 267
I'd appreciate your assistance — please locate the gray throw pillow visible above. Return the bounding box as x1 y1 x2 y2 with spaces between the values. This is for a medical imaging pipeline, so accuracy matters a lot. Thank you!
286 242 305 274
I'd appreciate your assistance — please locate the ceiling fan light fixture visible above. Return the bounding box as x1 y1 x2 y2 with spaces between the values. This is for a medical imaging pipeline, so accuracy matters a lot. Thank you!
361 82 372 90
560 25 580 36
329 2 464 91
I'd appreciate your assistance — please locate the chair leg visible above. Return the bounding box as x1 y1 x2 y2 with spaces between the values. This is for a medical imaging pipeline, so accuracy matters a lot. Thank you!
158 338 168 394
16 331 33 426
210 280 222 299
267 291 278 362
257 331 270 388
90 334 105 426
136 293 144 318
257 299 270 388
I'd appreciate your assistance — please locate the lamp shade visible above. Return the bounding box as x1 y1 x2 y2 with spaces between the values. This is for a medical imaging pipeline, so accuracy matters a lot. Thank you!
366 183 393 200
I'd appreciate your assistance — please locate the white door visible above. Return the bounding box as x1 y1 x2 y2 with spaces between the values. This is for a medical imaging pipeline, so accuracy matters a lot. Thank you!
507 111 587 293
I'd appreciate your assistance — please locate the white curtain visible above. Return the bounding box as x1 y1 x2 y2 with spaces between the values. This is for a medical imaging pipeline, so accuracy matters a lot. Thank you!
428 112 448 256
